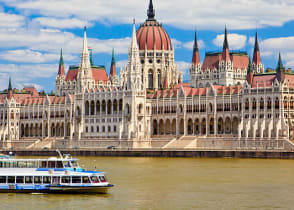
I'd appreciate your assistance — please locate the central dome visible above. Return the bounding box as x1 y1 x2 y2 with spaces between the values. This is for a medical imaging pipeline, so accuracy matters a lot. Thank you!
136 0 172 51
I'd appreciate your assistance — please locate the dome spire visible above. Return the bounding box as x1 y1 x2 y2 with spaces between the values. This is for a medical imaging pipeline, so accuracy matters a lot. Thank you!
147 0 155 20
253 31 261 65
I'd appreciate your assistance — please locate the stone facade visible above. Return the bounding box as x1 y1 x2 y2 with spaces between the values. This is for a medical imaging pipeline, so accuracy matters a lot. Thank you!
0 0 293 149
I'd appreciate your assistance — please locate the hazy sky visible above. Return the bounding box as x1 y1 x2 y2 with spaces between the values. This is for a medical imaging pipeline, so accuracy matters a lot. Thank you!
0 0 294 91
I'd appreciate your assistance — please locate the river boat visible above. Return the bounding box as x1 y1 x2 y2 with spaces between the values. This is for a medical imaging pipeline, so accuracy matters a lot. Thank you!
0 151 113 194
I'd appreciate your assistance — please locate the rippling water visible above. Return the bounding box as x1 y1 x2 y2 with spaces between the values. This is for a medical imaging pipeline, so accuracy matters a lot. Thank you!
1 157 294 209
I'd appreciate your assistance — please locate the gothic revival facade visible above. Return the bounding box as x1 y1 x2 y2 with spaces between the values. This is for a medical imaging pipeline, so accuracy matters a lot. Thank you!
0 0 294 149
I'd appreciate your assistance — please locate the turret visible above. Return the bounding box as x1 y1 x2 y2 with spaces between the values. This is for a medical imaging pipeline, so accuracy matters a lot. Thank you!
222 26 230 62
252 31 264 73
277 53 285 82
246 56 254 85
110 49 117 77
192 31 200 65
77 26 93 91
7 77 13 99
57 49 65 76
147 0 155 20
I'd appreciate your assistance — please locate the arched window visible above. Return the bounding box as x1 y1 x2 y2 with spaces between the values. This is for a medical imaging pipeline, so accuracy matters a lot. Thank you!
96 101 100 114
107 100 112 114
267 98 272 109
148 69 153 89
90 101 95 115
252 98 256 110
157 70 161 88
245 99 249 110
260 98 264 110
119 99 123 112
275 97 279 109
102 100 106 113
85 101 89 115
284 96 288 109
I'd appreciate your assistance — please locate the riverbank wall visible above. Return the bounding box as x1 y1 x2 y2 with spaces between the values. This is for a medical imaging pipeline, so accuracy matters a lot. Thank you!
4 149 294 159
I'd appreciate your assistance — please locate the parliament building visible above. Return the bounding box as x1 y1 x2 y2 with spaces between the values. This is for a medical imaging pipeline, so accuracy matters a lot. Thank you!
0 0 294 150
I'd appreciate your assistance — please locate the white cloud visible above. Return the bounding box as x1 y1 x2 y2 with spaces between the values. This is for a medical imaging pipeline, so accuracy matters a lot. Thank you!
0 27 131 55
183 40 205 50
260 36 294 67
213 33 247 50
176 61 190 80
3 0 294 30
33 17 93 29
0 49 78 63
0 12 25 28
0 64 57 90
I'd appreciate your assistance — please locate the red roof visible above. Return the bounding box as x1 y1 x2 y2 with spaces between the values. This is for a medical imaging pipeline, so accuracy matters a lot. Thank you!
136 20 171 51
65 67 108 83
251 74 276 88
202 53 248 71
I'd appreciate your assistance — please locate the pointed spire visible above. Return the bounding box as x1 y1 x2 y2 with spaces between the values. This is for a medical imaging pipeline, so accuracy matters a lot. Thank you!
223 26 229 49
192 31 200 65
276 52 284 72
7 77 13 99
8 77 12 91
82 26 88 55
222 26 230 61
147 0 155 20
110 49 117 77
58 48 65 76
253 31 261 65
131 19 139 50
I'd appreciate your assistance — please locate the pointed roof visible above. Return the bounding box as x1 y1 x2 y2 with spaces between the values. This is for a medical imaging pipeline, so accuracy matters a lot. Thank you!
276 52 284 72
131 19 139 50
222 26 230 61
58 48 65 76
147 0 155 20
82 26 89 55
192 31 200 65
110 49 117 77
253 31 261 65
8 77 12 91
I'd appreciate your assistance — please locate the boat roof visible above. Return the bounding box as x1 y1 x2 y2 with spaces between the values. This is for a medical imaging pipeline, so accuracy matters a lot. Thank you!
0 169 105 176
0 158 79 161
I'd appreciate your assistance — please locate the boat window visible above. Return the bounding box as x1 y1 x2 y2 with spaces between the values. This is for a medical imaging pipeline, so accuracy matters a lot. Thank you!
61 176 70 184
82 176 90 184
48 161 56 168
34 176 42 184
72 176 81 184
16 176 24 184
52 176 60 184
4 161 11 168
43 176 51 184
0 176 6 183
7 176 15 184
71 161 79 167
90 176 99 183
41 161 47 168
63 161 71 168
56 161 63 168
99 176 106 182
25 176 33 184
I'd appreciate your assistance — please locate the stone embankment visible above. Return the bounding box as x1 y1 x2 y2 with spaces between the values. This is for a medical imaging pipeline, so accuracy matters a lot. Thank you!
3 149 294 159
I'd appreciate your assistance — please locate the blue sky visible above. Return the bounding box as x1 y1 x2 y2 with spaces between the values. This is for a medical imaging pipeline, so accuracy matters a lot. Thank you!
0 0 294 92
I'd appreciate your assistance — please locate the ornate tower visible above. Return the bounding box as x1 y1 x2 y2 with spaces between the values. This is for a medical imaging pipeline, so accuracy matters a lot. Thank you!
110 49 119 86
252 32 264 74
135 0 181 90
219 27 234 86
55 49 65 96
76 26 94 93
189 31 201 88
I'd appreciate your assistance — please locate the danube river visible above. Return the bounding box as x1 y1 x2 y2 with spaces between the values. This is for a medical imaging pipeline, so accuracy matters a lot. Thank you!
1 157 294 209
